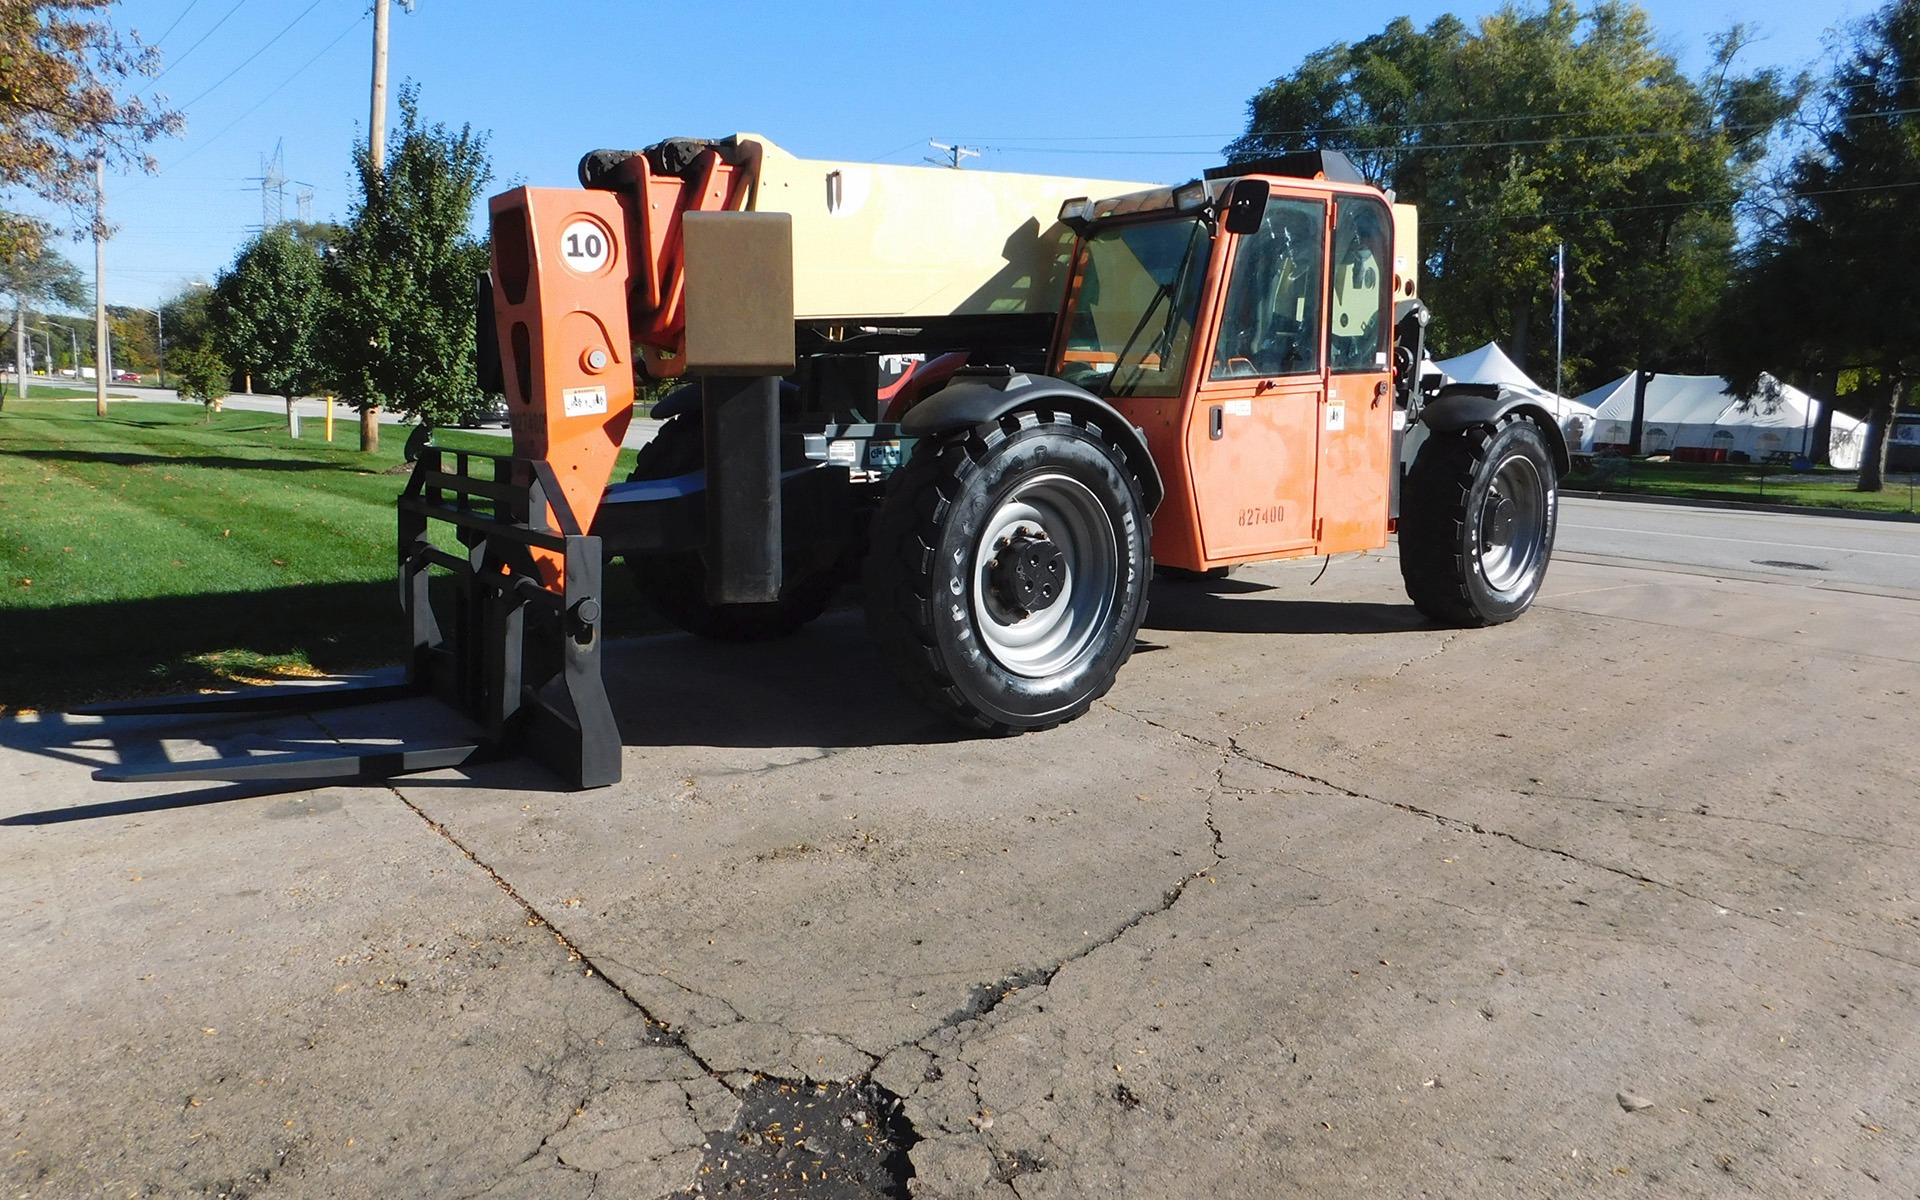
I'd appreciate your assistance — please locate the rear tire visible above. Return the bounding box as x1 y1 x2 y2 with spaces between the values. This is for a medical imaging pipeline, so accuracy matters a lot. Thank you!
622 414 841 642
1399 417 1557 626
863 410 1151 733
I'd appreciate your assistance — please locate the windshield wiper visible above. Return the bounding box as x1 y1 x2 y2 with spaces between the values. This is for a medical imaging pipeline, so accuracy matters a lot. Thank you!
1107 221 1206 398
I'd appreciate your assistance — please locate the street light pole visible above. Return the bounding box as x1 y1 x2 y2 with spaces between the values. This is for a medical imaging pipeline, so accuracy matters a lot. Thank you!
11 301 24 399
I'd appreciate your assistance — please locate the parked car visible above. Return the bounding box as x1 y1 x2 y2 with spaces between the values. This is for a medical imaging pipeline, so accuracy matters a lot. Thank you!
113 371 142 383
457 395 510 428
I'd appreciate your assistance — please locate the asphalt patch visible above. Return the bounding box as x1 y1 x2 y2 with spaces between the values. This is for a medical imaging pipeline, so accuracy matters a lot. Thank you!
679 1077 916 1198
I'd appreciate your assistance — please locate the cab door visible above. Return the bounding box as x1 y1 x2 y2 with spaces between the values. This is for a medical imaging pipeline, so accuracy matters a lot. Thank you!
1186 193 1327 560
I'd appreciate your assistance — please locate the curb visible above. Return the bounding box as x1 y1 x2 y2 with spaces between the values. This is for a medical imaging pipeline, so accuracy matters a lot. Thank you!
1562 489 1920 524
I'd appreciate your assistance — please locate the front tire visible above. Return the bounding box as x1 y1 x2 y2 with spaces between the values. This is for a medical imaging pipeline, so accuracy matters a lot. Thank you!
864 410 1151 733
1399 417 1557 626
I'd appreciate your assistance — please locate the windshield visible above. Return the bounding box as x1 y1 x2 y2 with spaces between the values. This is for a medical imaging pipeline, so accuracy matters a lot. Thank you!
1057 217 1210 398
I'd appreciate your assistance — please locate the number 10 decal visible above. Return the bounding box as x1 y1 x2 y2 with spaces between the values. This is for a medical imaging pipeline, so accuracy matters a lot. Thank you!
559 218 610 273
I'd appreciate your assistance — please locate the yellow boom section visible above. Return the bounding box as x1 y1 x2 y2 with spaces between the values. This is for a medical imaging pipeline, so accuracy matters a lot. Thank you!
736 134 1155 322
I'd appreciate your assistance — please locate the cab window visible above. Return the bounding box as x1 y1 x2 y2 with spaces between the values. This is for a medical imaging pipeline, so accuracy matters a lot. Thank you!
1211 196 1325 379
1328 197 1392 374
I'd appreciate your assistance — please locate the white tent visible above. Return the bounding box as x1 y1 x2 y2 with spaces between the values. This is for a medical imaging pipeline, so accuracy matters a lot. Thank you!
1578 372 1865 470
1433 342 1600 448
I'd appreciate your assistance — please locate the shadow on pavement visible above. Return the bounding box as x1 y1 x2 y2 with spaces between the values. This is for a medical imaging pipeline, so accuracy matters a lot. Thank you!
0 611 958 823
1146 579 1429 636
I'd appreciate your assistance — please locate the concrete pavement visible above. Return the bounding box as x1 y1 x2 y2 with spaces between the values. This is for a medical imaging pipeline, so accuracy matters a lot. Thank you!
4 525 1919 1198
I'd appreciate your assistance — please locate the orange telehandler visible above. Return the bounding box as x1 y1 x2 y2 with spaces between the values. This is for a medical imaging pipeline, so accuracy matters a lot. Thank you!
93 136 1564 789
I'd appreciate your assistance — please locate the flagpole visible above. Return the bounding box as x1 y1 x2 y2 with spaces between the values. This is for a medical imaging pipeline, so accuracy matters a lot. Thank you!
1554 242 1565 398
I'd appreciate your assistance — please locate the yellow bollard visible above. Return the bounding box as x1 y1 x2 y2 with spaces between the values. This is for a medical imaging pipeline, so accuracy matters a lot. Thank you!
325 395 334 442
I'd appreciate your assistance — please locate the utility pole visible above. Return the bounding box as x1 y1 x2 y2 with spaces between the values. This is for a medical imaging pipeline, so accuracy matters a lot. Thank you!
94 158 109 416
369 0 391 172
926 141 980 169
155 305 165 388
362 0 392 452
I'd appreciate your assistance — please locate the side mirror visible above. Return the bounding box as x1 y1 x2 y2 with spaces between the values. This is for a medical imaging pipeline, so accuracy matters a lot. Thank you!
1223 179 1270 235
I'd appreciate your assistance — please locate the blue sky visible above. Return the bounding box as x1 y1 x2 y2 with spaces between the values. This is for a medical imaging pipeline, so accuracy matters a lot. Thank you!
31 0 1864 309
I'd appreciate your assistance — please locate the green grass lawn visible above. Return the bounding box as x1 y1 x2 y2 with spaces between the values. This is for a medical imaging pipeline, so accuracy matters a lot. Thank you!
1566 457 1920 516
0 400 645 712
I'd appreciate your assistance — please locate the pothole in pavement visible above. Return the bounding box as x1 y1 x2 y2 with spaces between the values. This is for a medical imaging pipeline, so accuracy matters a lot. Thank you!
678 1077 917 1198
1752 559 1826 571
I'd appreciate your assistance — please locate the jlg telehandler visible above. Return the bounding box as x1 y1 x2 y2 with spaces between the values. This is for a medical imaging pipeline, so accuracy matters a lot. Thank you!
92 136 1564 789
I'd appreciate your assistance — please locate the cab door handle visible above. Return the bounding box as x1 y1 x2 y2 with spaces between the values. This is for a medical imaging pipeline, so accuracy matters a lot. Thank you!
1209 405 1224 440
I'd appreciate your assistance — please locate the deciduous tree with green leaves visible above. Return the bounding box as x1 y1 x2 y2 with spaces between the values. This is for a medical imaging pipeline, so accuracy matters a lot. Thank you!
318 86 492 452
1 238 85 404
1715 0 1920 492
1226 2 1801 398
212 225 329 435
170 339 228 421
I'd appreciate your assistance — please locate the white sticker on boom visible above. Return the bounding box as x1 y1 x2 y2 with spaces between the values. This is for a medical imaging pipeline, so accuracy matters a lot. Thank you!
559 219 610 273
1326 404 1346 431
563 386 608 417
1224 399 1253 417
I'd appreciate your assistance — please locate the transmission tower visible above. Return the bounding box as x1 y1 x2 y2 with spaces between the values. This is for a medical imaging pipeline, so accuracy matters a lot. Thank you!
295 186 315 224
257 139 288 228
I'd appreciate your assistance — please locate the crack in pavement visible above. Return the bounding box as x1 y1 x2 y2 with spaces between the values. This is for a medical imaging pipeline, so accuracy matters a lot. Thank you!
1103 703 1920 977
1239 740 1920 974
1515 787 1920 854
380 777 926 1198
891 760 1233 1189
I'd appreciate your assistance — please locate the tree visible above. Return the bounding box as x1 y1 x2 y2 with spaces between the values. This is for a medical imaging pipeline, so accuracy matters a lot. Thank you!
169 340 227 420
108 303 155 375
1 237 85 403
318 86 492 452
1715 0 1920 491
212 225 327 435
1226 3 1801 398
0 1 180 256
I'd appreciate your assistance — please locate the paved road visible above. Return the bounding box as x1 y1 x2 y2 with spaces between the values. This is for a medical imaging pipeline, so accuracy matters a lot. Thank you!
1559 494 1920 591
6 523 1920 1197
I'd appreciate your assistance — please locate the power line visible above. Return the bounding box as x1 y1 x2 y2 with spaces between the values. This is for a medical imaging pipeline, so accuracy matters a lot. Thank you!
1433 178 1920 227
147 0 251 87
126 13 367 189
972 106 1920 161
952 76 1920 149
173 0 331 111
149 0 205 48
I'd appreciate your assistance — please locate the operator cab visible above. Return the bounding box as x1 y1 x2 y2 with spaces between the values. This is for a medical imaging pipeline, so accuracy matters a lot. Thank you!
1047 153 1405 573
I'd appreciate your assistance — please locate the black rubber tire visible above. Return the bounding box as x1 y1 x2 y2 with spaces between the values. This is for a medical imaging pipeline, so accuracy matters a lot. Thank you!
622 414 841 642
863 409 1152 734
1399 417 1558 626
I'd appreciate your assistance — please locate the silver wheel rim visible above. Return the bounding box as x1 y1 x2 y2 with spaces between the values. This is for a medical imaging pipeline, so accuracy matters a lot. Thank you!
971 472 1119 679
1477 452 1547 593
